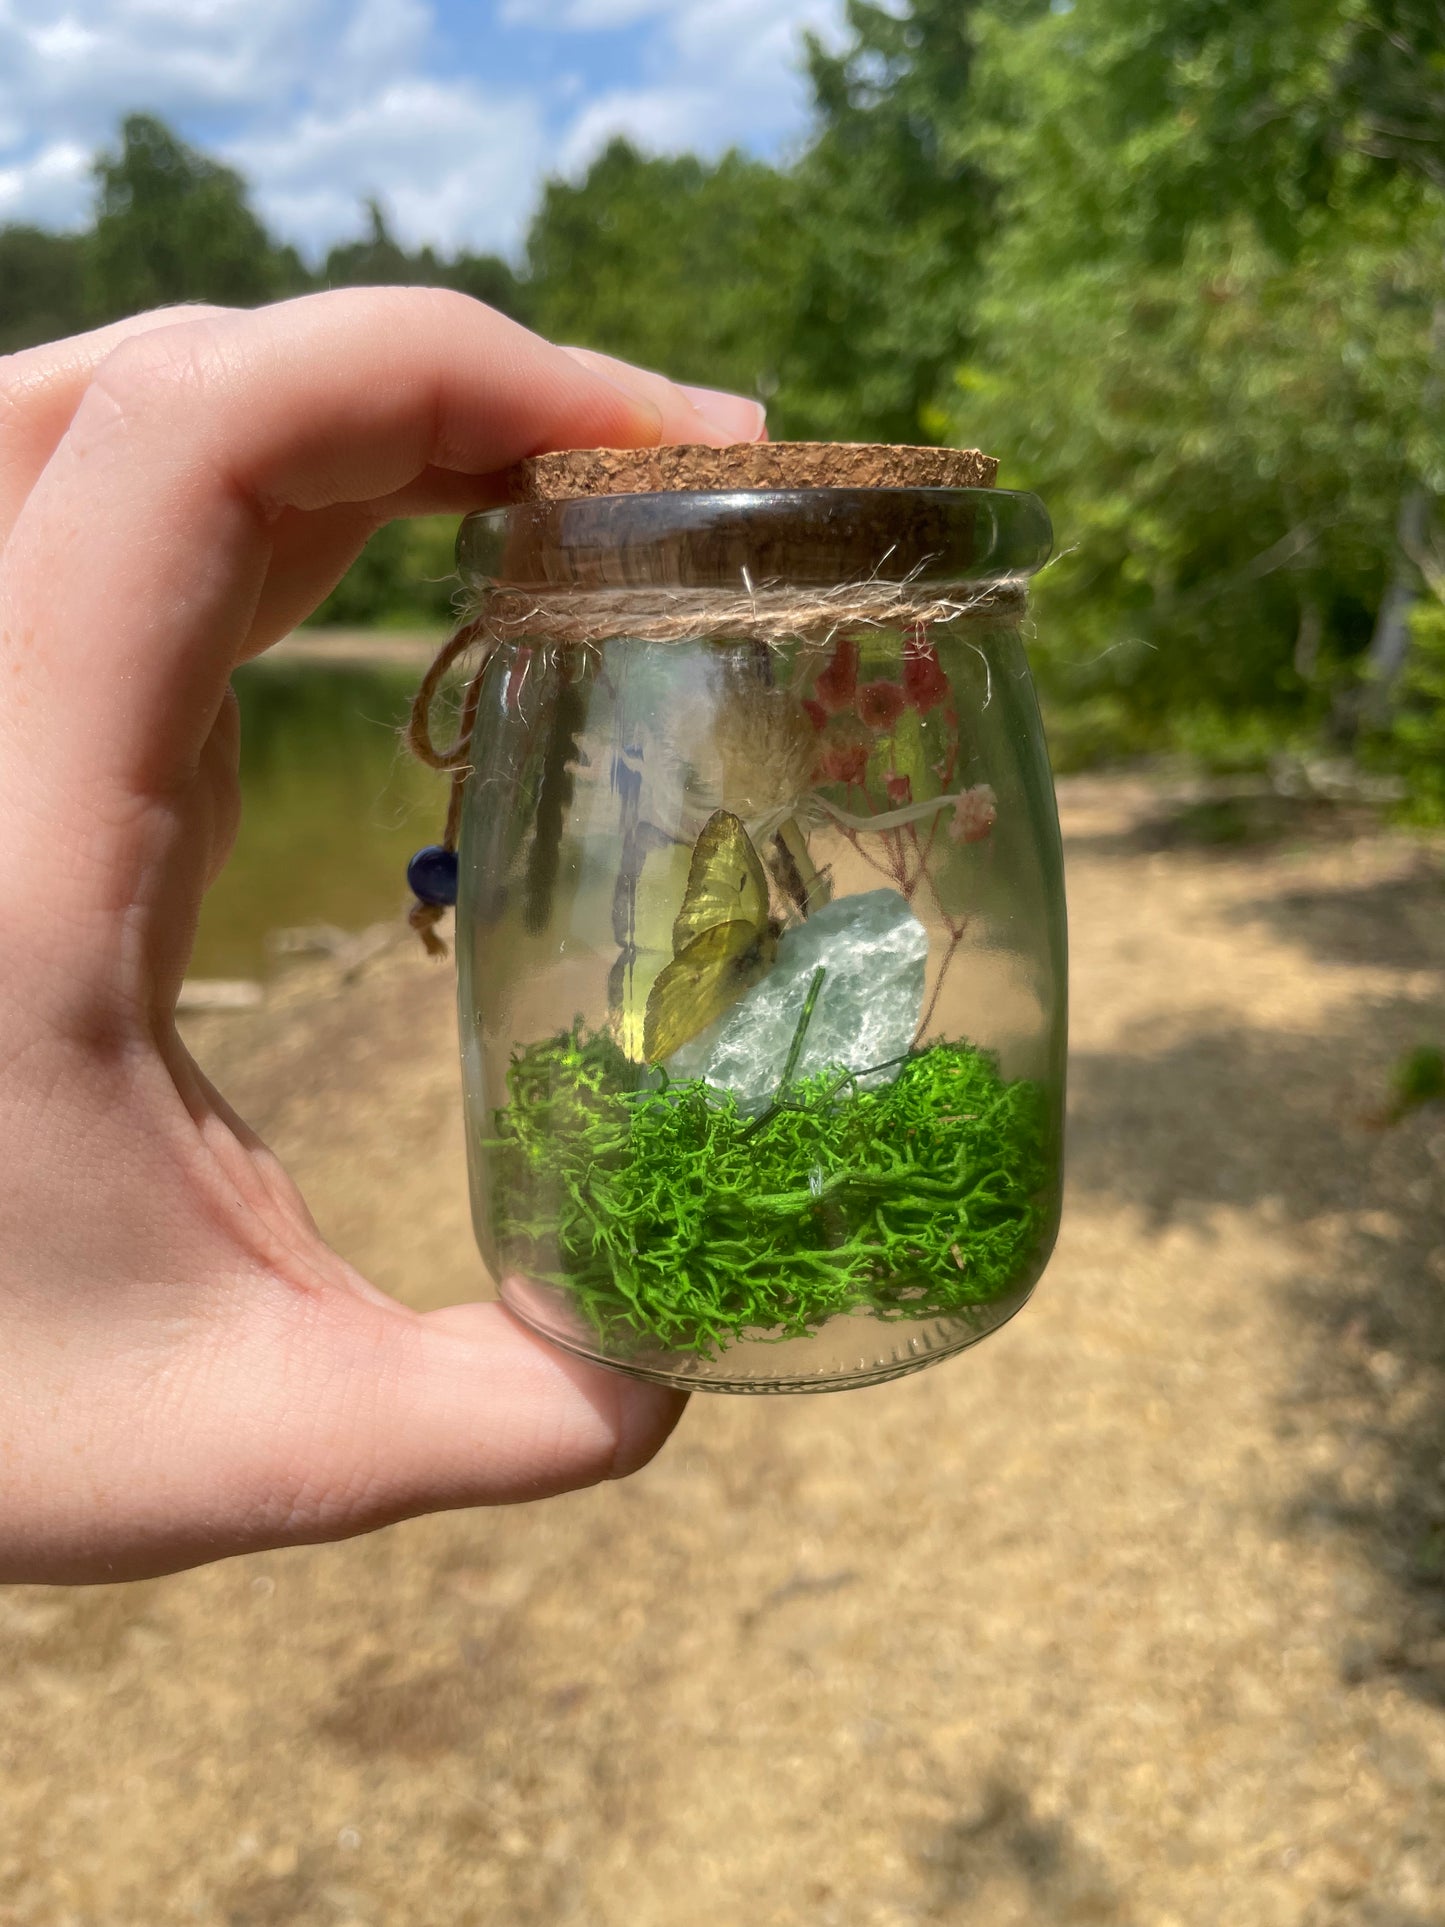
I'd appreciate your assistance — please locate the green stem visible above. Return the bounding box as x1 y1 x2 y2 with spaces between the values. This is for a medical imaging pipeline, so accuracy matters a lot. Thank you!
780 965 827 1091
742 966 827 1142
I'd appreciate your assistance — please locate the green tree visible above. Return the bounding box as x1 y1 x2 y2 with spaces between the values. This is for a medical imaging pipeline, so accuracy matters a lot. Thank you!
780 0 1030 440
1334 4 1445 734
0 226 88 353
1388 598 1445 818
443 249 531 323
950 0 1445 779
87 113 304 322
308 515 459 629
322 199 530 322
526 139 794 404
321 197 425 287
523 6 1030 443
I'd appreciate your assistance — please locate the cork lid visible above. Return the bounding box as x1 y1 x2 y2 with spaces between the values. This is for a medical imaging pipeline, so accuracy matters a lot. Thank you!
507 441 998 503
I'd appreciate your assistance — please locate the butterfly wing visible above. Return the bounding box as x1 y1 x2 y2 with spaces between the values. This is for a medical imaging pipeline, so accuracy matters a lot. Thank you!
609 822 691 1060
643 920 778 1064
671 810 771 953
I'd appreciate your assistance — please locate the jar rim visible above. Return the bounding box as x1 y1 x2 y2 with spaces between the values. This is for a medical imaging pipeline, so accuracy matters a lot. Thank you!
457 486 1052 593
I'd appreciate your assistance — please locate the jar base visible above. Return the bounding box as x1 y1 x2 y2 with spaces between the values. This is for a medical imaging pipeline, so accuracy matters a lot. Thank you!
497 1278 1039 1394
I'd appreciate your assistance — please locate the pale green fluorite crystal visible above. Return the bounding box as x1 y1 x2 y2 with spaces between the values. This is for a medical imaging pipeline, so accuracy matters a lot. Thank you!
665 889 928 1108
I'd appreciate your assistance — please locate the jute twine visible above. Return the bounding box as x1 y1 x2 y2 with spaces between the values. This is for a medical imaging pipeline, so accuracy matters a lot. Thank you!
403 574 1029 955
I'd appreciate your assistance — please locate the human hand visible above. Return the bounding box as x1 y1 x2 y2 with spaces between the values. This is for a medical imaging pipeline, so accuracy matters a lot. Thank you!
0 291 766 1583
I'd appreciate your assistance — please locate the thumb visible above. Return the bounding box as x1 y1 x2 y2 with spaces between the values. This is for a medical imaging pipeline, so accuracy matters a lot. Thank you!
222 1293 689 1553
10 1282 686 1584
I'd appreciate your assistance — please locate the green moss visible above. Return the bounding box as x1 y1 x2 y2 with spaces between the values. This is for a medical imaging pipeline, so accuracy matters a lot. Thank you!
483 1025 1052 1357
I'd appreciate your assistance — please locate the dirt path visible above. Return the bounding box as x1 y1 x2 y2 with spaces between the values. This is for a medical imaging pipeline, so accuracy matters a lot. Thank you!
1 777 1442 1927
264 628 443 671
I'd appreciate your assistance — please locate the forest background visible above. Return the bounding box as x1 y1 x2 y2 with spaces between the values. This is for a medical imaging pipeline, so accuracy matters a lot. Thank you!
3 0 1443 817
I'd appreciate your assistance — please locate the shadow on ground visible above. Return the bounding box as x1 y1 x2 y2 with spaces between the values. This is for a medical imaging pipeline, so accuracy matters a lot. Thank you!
1069 942 1445 1713
1063 786 1386 864
1 776 1442 1926
1237 866 1445 972
916 1777 1125 1923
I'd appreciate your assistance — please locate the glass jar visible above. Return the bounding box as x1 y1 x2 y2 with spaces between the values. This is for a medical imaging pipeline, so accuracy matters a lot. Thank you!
452 445 1065 1392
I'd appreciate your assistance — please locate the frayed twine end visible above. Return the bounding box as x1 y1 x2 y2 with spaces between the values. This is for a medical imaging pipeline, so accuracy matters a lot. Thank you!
409 899 450 959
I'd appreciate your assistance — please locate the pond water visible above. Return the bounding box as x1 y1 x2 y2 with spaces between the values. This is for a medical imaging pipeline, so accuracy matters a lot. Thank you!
191 659 448 980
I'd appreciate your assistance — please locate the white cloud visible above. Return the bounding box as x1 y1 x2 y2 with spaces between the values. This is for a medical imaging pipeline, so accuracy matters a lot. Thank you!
325 0 432 101
0 0 331 127
556 87 704 172
550 0 846 176
0 0 340 237
29 19 106 63
501 0 840 32
670 0 841 74
0 140 91 227
0 0 493 246
0 0 850 253
499 0 668 22
225 77 546 256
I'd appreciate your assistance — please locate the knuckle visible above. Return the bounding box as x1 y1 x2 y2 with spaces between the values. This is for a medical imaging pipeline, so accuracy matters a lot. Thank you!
124 300 236 332
0 346 29 403
78 315 231 442
0 360 28 439
0 342 69 445
93 318 218 399
0 303 239 419
372 283 476 324
327 282 496 347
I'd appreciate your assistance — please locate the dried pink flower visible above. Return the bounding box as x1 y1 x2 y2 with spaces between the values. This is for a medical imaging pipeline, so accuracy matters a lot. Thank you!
903 633 950 714
857 680 906 730
813 638 859 715
948 783 998 844
818 740 869 788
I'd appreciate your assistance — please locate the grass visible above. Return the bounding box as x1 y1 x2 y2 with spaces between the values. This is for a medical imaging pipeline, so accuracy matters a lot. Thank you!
1386 1045 1445 1124
483 1022 1052 1358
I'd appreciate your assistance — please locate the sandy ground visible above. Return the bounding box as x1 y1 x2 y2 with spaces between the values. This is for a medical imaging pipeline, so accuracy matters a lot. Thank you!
1 775 1443 1927
265 628 441 670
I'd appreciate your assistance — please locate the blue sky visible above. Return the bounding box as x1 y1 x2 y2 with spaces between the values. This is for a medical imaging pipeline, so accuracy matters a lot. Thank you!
0 0 850 259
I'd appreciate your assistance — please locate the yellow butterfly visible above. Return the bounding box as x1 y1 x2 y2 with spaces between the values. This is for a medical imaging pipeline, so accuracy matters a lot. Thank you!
642 810 781 1064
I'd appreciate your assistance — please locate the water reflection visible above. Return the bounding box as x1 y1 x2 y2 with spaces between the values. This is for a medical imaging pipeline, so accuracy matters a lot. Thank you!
192 660 445 979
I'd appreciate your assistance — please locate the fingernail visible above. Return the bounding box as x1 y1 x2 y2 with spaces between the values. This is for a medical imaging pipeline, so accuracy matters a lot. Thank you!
680 383 768 444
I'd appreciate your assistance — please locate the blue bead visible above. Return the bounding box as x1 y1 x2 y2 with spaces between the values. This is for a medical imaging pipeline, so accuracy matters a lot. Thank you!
407 844 459 908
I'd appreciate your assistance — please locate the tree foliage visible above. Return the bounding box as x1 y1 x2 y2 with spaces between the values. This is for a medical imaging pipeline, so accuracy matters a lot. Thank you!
778 0 1027 440
941 0 1445 787
321 198 529 323
0 226 87 354
0 8 1441 806
88 113 305 321
526 140 794 407
1391 600 1445 817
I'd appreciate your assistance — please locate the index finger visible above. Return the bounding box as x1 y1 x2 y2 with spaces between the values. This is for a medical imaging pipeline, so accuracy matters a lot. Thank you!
0 287 760 809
